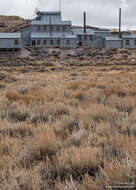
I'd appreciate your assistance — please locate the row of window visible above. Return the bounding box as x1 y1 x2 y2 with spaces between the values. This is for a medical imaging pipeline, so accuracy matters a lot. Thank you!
78 35 93 41
32 39 71 46
37 25 68 32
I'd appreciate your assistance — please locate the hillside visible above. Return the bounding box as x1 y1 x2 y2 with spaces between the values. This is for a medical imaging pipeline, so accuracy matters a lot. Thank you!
0 15 25 32
0 47 135 189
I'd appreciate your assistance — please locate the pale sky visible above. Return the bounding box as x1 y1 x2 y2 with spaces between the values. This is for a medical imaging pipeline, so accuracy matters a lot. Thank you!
0 0 136 29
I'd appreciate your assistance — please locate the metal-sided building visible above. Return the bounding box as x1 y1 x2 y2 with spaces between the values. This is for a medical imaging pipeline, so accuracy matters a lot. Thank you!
15 9 136 49
30 11 77 48
0 33 22 50
105 37 122 48
105 35 136 49
122 35 136 48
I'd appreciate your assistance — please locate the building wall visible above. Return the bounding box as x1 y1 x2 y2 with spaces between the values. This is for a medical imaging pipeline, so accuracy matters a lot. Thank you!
31 38 60 47
0 38 22 49
105 40 122 48
90 36 104 47
31 38 76 48
77 35 104 47
122 38 136 48
37 13 61 22
20 27 31 46
60 38 77 48
31 25 71 33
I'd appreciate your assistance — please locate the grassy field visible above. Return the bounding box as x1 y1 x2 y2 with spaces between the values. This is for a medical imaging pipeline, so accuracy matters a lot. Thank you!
0 47 136 189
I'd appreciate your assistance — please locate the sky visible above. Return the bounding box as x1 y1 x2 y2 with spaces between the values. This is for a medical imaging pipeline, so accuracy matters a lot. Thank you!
0 0 136 30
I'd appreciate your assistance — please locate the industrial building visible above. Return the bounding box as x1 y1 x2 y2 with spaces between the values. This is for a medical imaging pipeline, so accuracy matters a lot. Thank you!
0 8 136 49
0 33 22 50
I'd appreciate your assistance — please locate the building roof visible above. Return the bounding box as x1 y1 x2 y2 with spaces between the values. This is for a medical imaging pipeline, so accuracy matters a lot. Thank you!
94 31 111 33
105 37 122 41
0 33 21 39
31 20 71 25
37 11 61 15
122 34 136 39
98 28 109 31
72 28 94 35
31 32 77 39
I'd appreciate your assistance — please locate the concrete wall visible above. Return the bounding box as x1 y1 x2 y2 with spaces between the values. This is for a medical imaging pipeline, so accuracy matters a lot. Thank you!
0 38 22 49
105 40 122 48
122 38 136 48
31 25 71 33
20 27 31 46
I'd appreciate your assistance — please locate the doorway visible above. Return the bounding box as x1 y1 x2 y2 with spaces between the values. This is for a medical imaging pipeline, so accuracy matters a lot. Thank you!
79 41 82 46
32 40 36 46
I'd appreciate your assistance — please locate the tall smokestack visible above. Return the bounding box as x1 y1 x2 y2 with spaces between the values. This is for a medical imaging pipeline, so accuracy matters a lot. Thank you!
84 12 86 33
119 8 122 38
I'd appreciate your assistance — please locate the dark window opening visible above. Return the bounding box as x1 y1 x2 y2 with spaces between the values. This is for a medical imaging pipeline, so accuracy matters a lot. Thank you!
15 40 19 45
50 40 54 45
126 39 129 46
43 40 47 45
79 35 82 40
51 26 53 32
32 40 36 46
67 40 70 46
37 26 41 31
57 40 60 45
90 35 93 40
44 26 47 31
134 40 136 45
84 35 87 40
63 26 66 32
37 40 41 45
57 26 60 32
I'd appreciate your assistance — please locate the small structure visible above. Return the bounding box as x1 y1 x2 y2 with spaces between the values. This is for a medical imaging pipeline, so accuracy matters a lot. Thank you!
122 35 136 48
105 37 122 48
0 33 22 50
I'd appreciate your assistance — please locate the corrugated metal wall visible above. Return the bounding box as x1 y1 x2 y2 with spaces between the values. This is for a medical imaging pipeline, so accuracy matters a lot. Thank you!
105 40 122 48
0 39 22 49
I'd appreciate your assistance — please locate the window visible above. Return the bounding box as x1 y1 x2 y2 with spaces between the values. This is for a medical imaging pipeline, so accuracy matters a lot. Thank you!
79 35 82 40
63 26 66 32
67 40 70 46
32 40 36 46
90 35 93 40
14 40 19 45
37 39 41 45
126 39 129 46
84 35 87 40
44 26 47 31
56 39 60 45
43 40 47 45
50 40 54 45
37 26 41 31
134 40 136 45
57 26 60 32
51 26 53 32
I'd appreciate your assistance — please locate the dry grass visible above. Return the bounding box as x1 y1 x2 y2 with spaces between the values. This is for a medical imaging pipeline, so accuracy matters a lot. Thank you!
1 47 136 189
